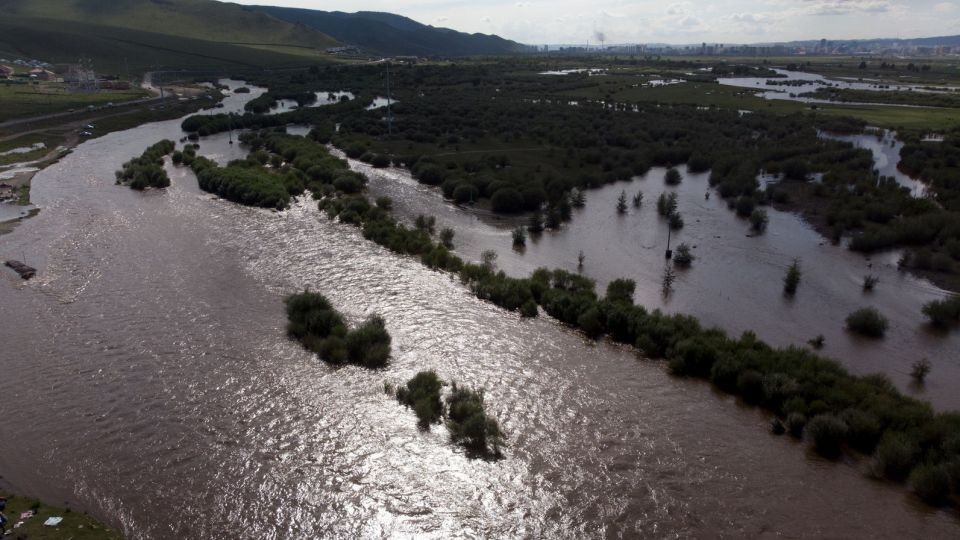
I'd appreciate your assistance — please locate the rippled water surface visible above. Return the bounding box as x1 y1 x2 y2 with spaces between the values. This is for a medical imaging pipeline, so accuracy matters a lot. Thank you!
350 155 960 410
1 84 959 539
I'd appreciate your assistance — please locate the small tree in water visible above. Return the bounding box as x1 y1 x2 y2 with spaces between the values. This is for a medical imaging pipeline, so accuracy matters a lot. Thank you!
911 358 932 384
784 259 802 296
578 250 585 271
571 188 586 208
616 191 628 214
657 192 678 217
440 227 455 249
527 211 544 234
668 212 684 230
673 243 694 268
632 191 643 208
750 209 769 233
512 226 526 248
481 249 498 271
665 167 682 185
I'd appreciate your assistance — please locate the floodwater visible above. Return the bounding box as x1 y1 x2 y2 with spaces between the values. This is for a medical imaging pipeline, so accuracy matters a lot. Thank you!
1 84 959 539
719 68 953 104
347 155 960 410
820 129 929 197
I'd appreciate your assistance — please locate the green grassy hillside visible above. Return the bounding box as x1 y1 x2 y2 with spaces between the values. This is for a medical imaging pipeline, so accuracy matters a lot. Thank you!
0 0 338 50
0 17 327 73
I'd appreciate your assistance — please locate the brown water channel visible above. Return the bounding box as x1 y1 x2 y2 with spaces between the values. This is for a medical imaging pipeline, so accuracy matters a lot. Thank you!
0 83 958 538
348 152 959 411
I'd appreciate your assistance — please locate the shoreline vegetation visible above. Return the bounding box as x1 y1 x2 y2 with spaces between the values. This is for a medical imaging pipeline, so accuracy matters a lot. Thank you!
175 126 960 508
0 491 121 539
115 140 175 190
179 62 960 292
285 290 391 368
394 370 505 459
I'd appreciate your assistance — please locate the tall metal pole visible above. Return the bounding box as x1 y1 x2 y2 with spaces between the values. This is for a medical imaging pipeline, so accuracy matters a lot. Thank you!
665 226 673 259
386 61 393 136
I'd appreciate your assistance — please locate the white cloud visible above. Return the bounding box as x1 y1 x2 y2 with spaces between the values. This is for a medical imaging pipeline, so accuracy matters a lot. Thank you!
802 0 892 16
224 0 960 46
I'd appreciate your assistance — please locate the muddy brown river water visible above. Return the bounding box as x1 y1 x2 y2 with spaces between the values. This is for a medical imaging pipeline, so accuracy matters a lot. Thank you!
1 82 959 538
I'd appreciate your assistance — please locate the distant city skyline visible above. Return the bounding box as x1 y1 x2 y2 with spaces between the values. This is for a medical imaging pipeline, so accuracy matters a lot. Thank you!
225 0 960 45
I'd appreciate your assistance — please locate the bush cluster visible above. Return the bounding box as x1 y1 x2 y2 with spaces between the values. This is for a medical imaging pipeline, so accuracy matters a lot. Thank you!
212 125 960 506
115 140 175 190
396 371 445 428
285 291 391 368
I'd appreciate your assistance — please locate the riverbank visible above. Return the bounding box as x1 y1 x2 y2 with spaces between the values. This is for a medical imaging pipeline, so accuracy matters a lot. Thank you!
0 85 225 235
0 491 121 539
3 94 959 537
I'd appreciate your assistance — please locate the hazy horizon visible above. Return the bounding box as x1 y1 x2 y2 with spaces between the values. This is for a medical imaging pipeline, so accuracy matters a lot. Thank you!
224 0 960 45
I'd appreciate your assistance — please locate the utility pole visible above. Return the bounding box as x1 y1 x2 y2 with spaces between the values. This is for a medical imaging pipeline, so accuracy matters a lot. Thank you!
386 61 393 136
665 226 673 260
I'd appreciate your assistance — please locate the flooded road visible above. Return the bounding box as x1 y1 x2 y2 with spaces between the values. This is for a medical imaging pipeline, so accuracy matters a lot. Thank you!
1 86 959 538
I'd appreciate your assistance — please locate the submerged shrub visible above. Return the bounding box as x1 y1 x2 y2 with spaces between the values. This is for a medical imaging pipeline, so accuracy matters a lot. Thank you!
286 291 390 368
909 464 952 506
345 315 392 368
806 414 848 458
396 371 445 428
673 243 694 268
922 296 960 328
846 308 888 338
446 383 505 458
783 259 801 296
874 432 920 480
842 409 882 453
786 413 807 438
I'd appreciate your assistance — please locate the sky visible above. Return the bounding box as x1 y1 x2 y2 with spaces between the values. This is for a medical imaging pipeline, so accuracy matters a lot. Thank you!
227 0 960 45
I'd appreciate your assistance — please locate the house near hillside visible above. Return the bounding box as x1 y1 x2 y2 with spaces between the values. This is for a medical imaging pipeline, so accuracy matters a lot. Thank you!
29 68 54 81
0 65 13 78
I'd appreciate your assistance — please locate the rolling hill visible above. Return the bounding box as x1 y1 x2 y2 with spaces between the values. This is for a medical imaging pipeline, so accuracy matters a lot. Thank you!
0 17 324 73
251 7 533 57
0 0 338 50
0 0 340 72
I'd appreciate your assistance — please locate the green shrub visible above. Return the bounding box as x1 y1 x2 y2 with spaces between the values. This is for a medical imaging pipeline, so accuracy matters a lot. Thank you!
446 384 505 458
846 308 888 338
665 168 682 185
842 409 882 453
490 188 525 213
749 209 768 232
786 413 807 438
657 192 678 217
673 243 694 267
783 259 801 296
922 296 960 328
909 464 952 505
286 291 390 368
606 279 636 304
806 414 848 458
874 432 920 480
345 315 392 368
512 227 526 247
396 371 445 428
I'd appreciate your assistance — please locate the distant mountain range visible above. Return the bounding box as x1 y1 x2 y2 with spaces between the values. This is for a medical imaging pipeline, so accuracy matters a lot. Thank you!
0 0 530 74
251 6 533 57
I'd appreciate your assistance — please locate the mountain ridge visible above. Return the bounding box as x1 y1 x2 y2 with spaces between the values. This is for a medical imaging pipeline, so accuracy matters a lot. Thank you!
250 6 532 56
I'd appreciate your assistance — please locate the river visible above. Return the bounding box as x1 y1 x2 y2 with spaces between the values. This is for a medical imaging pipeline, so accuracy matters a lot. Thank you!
718 68 954 104
348 151 959 411
0 82 958 538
